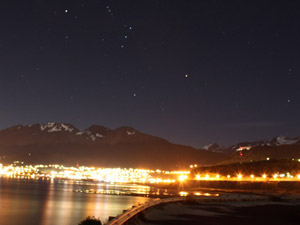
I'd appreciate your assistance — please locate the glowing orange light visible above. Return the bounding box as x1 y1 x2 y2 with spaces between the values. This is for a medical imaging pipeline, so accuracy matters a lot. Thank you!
179 191 188 196
178 175 188 182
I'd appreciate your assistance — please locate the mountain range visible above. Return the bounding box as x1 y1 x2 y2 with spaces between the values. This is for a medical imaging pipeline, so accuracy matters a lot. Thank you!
0 122 225 169
201 136 300 164
1 122 299 169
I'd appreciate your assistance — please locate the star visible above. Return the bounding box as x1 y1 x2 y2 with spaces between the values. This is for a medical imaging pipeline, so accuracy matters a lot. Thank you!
65 9 68 13
287 99 291 103
185 74 189 78
133 93 136 97
160 102 166 112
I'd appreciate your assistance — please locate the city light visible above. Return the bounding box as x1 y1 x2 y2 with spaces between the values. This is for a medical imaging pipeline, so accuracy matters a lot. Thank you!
178 175 188 182
0 163 188 184
191 172 300 182
2 163 300 183
179 191 188 196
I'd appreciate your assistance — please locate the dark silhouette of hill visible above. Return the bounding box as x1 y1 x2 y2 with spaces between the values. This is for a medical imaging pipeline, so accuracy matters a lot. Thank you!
201 136 300 156
192 159 300 176
221 145 300 165
0 123 225 169
200 136 300 164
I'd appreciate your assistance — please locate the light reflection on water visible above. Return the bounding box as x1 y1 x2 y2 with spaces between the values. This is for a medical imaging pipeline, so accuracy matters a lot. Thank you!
73 182 153 195
0 178 152 225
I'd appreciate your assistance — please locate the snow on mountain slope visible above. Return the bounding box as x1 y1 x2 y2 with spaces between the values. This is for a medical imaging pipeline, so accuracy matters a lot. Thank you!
272 136 299 145
202 143 214 150
200 143 222 152
76 130 104 141
201 136 300 155
0 123 226 169
40 122 75 133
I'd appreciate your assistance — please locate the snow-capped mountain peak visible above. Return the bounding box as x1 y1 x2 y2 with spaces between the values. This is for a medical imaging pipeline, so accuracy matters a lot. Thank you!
202 143 214 150
200 143 221 152
75 125 111 141
271 136 299 146
40 122 74 133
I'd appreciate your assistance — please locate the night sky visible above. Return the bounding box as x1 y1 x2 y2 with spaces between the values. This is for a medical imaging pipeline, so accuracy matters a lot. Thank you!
0 0 300 147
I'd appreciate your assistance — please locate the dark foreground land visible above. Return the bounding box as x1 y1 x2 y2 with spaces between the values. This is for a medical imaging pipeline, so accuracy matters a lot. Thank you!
126 198 300 225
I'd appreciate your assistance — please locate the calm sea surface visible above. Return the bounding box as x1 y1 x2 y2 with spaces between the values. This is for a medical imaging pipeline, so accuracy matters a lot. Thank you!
0 178 153 225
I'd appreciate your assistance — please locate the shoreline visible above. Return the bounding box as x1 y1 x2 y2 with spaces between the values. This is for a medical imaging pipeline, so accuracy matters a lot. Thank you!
125 197 300 225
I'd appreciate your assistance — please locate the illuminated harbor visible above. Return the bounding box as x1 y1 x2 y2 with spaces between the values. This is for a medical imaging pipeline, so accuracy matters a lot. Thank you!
1 162 300 184
0 162 188 184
